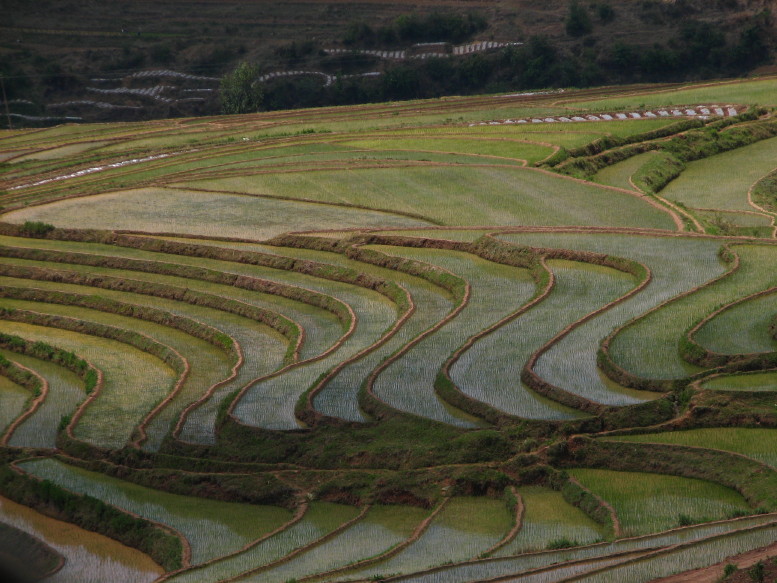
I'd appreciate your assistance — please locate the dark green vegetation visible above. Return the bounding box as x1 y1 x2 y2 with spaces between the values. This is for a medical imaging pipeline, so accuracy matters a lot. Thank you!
1 78 777 581
1 0 774 125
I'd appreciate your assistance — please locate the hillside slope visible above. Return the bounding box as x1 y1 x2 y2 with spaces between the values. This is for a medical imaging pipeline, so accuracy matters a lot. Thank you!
1 0 774 125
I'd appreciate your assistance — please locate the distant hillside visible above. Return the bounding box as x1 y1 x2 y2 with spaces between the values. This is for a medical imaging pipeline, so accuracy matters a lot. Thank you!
1 0 774 125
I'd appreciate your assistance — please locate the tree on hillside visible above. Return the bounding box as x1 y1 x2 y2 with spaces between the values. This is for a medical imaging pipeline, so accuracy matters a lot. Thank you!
220 62 264 115
565 1 592 37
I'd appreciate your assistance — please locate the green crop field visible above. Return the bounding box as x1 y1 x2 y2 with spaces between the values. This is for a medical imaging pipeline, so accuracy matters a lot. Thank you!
0 375 30 438
19 458 293 565
495 486 606 556
3 77 777 583
660 136 777 213
593 151 661 191
702 371 777 392
0 495 164 582
568 469 751 537
609 428 777 469
0 348 85 449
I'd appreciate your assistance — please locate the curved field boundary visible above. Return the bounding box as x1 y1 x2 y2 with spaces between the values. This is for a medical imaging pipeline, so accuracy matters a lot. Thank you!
148 183 441 229
0 359 48 446
689 368 777 394
0 521 66 580
376 511 777 583
216 504 372 583
528 166 685 231
22 155 673 238
266 232 477 425
597 437 777 480
297 497 450 582
361 287 466 421
557 520 777 583
9 456 192 570
285 234 489 426
280 231 660 424
0 137 123 165
625 171 704 233
223 295 358 425
160 158 527 185
155 499 310 582
342 241 474 423
600 242 777 391
156 140 535 177
0 331 102 443
747 165 777 238
0 308 186 448
3 149 178 197
520 249 653 411
473 233 655 413
0 259 303 364
132 357 189 450
172 342 244 441
654 196 704 233
0 243 353 343
360 264 465 421
434 255 552 426
449 549 654 583
566 475 622 539
554 113 777 204
563 436 777 510
0 290 201 450
0 284 240 364
3 154 525 213
482 487 524 558
108 233 410 316
156 158 682 231
32 233 433 431
597 245 741 392
693 207 772 220
683 286 777 368
296 279 414 427
345 233 545 424
53 453 296 510
0 280 259 446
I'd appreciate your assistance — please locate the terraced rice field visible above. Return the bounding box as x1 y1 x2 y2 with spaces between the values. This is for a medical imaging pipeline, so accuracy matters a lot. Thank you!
181 166 678 230
568 469 751 537
693 291 777 354
0 349 85 448
593 151 661 191
0 375 30 437
328 497 513 581
369 245 536 425
609 428 777 469
164 502 362 583
238 504 428 583
660 136 777 212
0 495 164 583
1 321 177 449
3 78 777 582
5 187 434 240
19 458 293 565
702 371 777 392
495 487 606 556
610 244 777 380
0 297 234 451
